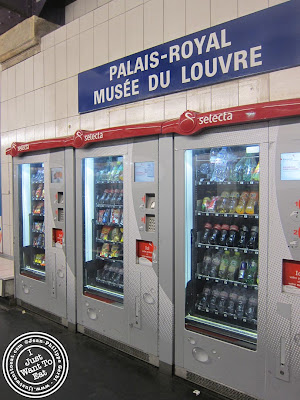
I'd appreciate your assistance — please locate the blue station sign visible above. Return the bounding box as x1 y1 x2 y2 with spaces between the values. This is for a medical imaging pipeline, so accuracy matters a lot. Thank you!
78 0 300 113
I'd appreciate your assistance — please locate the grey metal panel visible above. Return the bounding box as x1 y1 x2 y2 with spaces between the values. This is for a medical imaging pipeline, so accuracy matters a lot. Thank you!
158 135 175 367
65 148 76 326
174 123 269 400
266 118 300 400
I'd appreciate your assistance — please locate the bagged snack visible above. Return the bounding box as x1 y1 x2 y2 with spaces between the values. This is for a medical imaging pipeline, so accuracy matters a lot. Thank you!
111 209 121 225
207 196 220 212
201 197 211 212
110 227 121 242
102 209 111 224
235 191 249 214
100 226 112 240
98 210 105 224
100 243 110 258
245 192 259 214
110 244 121 258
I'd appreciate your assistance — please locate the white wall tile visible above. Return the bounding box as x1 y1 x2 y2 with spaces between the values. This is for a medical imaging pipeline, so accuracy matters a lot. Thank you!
25 126 35 142
239 75 269 105
55 80 68 120
44 47 56 85
42 31 55 50
80 28 94 72
34 123 45 140
144 0 163 49
165 92 187 119
55 42 67 81
94 4 109 25
80 11 94 32
7 66 16 100
126 5 143 55
125 101 144 124
98 0 112 6
44 121 56 139
67 115 80 134
164 0 185 42
1 163 9 195
65 2 74 24
34 88 45 125
44 84 56 122
16 95 25 129
144 97 164 122
56 118 68 137
109 0 125 18
2 194 10 227
86 0 98 12
7 98 16 131
3 224 11 255
269 0 289 6
109 105 126 126
212 81 239 110
186 0 210 35
67 36 80 77
74 0 86 19
33 53 44 90
16 62 25 97
238 0 268 17
187 87 212 113
94 109 109 129
25 92 35 126
1 69 8 102
67 19 80 38
16 128 26 142
80 112 95 130
109 15 125 61
55 26 67 44
1 101 8 132
67 76 79 117
270 67 300 101
94 22 109 67
211 0 238 26
24 57 34 93
126 0 143 11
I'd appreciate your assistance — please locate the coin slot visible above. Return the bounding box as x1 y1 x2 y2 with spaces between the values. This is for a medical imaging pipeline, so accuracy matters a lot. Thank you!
57 192 64 204
52 228 64 248
146 193 155 209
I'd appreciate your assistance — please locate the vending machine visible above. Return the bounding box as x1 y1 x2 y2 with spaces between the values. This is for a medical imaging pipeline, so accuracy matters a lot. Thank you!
174 122 268 399
11 147 76 328
75 136 161 365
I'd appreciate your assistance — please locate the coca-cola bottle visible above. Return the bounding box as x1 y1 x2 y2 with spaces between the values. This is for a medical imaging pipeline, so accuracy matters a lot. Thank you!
219 224 229 246
209 224 221 245
201 223 212 244
237 225 249 248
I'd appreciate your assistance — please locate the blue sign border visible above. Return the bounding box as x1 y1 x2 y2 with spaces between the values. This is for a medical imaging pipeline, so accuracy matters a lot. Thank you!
79 0 300 114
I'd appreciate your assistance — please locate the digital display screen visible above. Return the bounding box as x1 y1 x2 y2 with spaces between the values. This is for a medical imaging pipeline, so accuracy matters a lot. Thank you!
134 162 154 182
51 167 63 183
281 153 300 180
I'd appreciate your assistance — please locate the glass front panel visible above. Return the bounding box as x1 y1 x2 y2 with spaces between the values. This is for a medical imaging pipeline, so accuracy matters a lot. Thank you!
19 163 45 280
82 156 124 304
185 145 260 349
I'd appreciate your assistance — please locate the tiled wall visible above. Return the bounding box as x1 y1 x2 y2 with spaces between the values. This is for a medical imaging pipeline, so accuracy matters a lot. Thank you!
0 0 298 256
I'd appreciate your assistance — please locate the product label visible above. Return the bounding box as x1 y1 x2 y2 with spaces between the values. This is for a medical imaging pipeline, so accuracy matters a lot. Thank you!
283 259 300 290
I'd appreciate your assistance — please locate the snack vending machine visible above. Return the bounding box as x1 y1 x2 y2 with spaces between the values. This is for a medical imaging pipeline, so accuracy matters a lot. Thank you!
174 123 268 399
12 149 75 327
76 137 160 365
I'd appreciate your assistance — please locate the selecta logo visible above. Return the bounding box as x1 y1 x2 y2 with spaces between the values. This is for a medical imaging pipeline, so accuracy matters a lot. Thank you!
18 144 30 152
179 110 234 134
84 131 104 141
198 111 233 125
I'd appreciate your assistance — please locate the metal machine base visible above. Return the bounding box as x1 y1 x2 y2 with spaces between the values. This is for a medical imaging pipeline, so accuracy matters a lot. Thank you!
175 366 259 400
17 299 68 327
77 324 159 367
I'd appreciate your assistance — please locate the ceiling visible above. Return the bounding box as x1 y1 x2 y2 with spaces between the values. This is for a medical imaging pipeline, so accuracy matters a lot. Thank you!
0 0 75 36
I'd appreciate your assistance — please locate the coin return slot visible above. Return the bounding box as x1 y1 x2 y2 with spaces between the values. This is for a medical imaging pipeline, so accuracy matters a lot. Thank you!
146 215 155 232
52 229 63 248
57 192 64 204
146 193 155 209
58 208 64 222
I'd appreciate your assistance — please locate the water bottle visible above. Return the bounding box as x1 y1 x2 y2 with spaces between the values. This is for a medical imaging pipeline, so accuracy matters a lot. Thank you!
217 288 229 314
245 292 258 322
227 288 239 316
198 286 211 310
211 147 229 182
209 148 220 178
201 249 212 275
218 251 230 279
209 284 221 312
208 250 223 277
236 289 248 320
227 252 241 281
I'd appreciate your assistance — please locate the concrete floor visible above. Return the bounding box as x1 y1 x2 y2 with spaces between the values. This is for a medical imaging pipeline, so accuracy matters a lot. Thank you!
0 302 227 400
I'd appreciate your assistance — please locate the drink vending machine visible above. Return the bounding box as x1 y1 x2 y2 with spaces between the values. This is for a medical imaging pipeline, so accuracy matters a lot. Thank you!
7 144 76 328
172 101 300 400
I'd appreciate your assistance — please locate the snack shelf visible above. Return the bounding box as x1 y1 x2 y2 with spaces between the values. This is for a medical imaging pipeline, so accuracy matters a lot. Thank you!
85 285 124 300
192 308 257 326
197 180 259 186
95 180 123 185
32 198 44 201
196 211 259 219
195 274 258 289
32 213 45 217
32 230 45 234
95 277 123 290
32 245 45 250
197 243 259 254
95 256 123 263
96 238 123 245
95 222 123 228
96 204 123 209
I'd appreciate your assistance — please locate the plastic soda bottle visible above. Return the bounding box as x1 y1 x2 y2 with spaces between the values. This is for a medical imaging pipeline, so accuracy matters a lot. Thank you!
245 256 258 285
209 284 221 312
243 156 257 181
217 288 229 314
218 251 230 279
236 289 248 320
198 286 211 310
226 288 239 316
238 260 248 282
245 192 259 214
208 250 223 277
227 252 241 281
201 250 212 275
